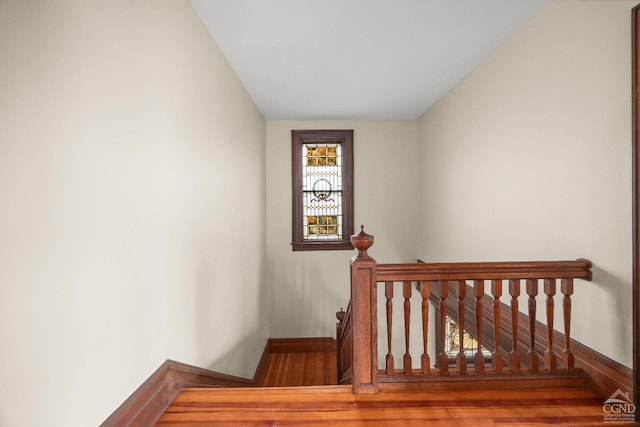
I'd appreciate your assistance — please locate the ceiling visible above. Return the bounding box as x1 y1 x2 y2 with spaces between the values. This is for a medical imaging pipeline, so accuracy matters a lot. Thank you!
191 0 548 121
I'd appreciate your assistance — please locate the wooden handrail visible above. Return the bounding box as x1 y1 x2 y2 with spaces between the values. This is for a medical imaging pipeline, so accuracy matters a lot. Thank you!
376 260 592 282
347 227 593 394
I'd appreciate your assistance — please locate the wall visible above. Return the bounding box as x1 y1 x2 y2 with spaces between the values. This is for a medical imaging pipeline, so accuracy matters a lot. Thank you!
0 1 267 425
417 0 634 367
266 121 418 338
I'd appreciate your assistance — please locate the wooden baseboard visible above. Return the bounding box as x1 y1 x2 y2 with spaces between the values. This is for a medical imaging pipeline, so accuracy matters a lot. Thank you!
100 360 253 427
252 339 273 384
101 338 337 426
571 338 633 399
267 337 337 353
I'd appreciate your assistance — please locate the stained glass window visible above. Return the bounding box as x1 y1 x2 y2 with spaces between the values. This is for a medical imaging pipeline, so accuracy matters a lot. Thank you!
303 143 342 240
444 315 491 359
292 130 353 251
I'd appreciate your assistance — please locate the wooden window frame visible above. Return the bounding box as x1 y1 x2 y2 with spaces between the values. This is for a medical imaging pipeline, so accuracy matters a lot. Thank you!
291 129 354 251
632 4 640 419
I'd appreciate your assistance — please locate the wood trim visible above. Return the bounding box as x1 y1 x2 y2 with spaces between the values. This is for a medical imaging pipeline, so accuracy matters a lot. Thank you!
291 129 354 251
102 338 338 426
377 260 593 282
429 281 632 399
633 3 640 420
100 360 172 427
251 340 273 385
378 371 590 392
100 360 253 426
267 337 337 354
337 303 353 385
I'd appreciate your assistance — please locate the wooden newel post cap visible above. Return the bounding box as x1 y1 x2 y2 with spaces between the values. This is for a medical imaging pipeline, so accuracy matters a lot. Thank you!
336 309 345 323
351 225 374 259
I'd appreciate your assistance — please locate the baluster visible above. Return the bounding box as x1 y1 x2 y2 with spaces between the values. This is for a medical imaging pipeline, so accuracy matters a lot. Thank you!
525 279 539 372
544 278 557 371
385 282 394 375
491 280 503 373
438 280 449 374
420 281 431 375
336 309 343 379
561 278 574 371
474 280 485 374
456 281 467 374
403 281 412 375
336 308 345 341
509 279 521 373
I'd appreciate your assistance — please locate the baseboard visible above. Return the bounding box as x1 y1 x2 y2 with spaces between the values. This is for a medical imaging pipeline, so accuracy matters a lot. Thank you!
252 339 273 384
267 337 337 353
100 360 253 427
101 338 337 426
571 338 633 399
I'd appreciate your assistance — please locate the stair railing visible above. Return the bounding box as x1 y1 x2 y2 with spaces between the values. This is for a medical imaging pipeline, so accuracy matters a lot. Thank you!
336 302 352 385
339 227 592 394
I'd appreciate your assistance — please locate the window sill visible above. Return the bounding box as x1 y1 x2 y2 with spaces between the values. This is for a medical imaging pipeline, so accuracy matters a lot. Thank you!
292 241 354 251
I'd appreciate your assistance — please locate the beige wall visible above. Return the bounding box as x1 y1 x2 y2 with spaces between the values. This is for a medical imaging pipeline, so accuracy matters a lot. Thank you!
0 1 267 425
266 121 419 337
0 0 635 425
417 0 634 367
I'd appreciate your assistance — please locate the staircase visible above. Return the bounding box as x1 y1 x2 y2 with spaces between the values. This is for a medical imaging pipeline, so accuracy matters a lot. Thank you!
103 312 629 426
102 229 635 426
257 338 337 387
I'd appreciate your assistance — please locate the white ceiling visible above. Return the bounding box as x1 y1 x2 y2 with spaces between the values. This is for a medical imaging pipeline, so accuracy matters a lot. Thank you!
191 0 548 121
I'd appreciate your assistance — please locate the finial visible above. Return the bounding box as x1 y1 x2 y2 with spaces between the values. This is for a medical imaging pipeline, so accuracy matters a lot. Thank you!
351 225 374 259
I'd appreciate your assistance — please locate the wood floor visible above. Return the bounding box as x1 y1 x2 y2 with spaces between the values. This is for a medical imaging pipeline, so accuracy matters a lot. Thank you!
258 350 337 387
257 338 338 387
158 385 614 426
157 341 628 426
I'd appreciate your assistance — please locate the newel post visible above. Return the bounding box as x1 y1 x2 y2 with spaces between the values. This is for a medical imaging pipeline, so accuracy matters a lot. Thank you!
350 226 378 394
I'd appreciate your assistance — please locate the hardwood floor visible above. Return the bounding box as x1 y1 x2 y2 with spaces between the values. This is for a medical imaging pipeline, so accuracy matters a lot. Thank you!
158 385 615 426
256 338 337 387
258 351 337 387
156 339 630 426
